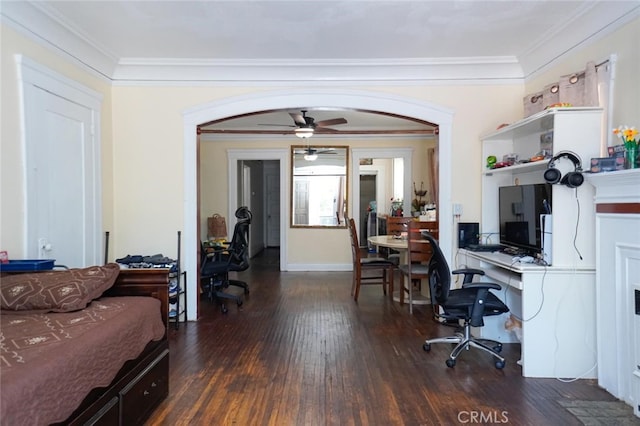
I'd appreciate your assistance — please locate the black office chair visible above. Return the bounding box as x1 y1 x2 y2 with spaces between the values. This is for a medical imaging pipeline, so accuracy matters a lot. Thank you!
200 207 252 313
421 232 510 369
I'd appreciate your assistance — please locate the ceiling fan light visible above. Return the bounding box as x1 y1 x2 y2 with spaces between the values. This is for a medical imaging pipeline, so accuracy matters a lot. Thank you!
295 127 314 139
303 153 318 161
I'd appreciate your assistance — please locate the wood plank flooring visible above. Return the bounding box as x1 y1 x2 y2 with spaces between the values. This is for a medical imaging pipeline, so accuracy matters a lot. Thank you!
146 248 620 425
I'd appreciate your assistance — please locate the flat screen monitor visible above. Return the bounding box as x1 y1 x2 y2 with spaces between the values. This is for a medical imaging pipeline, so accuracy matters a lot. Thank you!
498 183 552 254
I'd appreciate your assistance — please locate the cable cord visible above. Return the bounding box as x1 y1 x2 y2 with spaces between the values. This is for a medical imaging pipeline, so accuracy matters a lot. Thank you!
552 269 597 382
572 189 583 260
506 265 547 323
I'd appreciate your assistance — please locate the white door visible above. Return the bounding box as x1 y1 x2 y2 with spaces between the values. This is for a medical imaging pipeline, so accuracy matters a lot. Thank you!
25 85 99 267
266 167 280 247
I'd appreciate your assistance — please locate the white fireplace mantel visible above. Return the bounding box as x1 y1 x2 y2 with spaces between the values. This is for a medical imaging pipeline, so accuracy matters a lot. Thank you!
587 168 640 418
587 169 640 204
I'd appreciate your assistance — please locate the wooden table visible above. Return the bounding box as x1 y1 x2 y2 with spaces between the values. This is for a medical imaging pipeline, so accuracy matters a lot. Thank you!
367 235 429 306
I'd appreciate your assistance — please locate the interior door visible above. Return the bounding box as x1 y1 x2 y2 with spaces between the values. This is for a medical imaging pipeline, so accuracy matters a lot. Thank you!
293 180 310 225
25 86 98 267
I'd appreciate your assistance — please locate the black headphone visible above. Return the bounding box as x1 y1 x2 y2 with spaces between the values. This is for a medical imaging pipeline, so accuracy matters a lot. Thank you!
543 150 584 188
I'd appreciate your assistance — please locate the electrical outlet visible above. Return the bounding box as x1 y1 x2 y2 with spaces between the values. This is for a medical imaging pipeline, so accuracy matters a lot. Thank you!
453 203 463 215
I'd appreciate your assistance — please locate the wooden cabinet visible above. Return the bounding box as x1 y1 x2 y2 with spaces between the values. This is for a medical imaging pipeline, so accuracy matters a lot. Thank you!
120 349 169 425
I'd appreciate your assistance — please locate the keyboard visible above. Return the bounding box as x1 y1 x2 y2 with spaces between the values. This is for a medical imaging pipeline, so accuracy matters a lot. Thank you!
466 244 503 252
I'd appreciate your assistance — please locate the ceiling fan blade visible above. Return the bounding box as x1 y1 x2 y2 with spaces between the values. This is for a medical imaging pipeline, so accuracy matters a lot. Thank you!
289 112 306 126
315 117 347 127
258 123 296 127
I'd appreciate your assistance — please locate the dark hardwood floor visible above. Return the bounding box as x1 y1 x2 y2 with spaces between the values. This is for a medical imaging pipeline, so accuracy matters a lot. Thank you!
147 248 620 425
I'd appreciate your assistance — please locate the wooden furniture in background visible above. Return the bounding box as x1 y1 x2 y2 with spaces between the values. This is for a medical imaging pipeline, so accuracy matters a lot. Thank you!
347 218 395 302
384 216 414 263
398 221 438 313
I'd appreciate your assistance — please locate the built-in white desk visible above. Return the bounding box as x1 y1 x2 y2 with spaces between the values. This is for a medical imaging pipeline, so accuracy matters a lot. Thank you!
459 249 597 379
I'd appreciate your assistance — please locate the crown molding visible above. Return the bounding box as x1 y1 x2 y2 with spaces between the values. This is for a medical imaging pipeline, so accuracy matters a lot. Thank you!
0 0 117 80
0 1 524 84
111 57 524 85
2 0 637 85
521 2 640 81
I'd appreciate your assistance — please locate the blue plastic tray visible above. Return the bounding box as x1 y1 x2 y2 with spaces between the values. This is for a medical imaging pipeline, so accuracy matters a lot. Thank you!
0 259 56 272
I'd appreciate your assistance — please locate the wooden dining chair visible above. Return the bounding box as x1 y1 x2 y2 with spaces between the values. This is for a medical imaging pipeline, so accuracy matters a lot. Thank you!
398 220 438 313
384 216 414 263
347 217 396 302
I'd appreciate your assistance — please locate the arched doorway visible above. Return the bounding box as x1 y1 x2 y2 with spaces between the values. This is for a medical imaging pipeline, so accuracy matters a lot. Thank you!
183 89 453 320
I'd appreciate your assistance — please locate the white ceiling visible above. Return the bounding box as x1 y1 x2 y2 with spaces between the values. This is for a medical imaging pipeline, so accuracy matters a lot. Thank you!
3 0 638 134
3 0 639 82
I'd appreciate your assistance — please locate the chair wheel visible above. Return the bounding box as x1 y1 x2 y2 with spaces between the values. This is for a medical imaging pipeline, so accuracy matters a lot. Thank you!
446 358 456 368
423 343 431 352
221 304 228 314
493 344 502 353
495 360 505 369
237 299 243 307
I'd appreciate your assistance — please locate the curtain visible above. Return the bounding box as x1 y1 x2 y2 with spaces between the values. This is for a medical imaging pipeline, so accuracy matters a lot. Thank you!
559 61 598 107
523 60 609 119
428 147 438 207
336 176 345 225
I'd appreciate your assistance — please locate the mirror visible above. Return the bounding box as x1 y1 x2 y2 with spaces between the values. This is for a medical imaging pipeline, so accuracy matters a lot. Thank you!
291 145 349 228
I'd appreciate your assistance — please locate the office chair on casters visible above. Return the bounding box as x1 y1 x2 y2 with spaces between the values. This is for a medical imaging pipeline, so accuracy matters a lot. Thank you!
200 208 252 313
421 232 510 369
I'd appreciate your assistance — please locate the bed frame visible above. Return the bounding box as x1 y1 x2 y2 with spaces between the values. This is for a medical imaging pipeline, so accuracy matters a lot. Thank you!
53 268 170 426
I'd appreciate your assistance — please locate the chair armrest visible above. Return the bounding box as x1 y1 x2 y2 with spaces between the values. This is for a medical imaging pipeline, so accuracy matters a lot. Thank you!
460 281 502 291
452 268 485 285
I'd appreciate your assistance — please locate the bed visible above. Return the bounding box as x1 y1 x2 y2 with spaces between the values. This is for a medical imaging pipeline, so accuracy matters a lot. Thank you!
0 265 169 426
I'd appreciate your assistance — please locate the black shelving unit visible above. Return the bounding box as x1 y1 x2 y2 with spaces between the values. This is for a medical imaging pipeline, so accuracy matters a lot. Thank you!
169 231 187 329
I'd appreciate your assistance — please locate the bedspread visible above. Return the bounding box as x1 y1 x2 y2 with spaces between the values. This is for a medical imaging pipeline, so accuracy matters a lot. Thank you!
0 296 165 425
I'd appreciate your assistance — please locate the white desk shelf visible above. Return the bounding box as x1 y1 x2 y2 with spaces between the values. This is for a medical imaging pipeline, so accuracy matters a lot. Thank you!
472 107 603 379
460 249 596 379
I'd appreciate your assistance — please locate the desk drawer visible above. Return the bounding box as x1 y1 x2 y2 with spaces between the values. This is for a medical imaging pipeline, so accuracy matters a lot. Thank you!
120 348 169 425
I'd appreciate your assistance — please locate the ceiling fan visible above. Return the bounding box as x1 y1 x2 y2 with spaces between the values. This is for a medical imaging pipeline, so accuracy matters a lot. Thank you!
259 110 347 138
293 146 337 161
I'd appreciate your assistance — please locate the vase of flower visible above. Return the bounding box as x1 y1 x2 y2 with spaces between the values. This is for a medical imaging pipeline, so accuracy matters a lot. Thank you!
613 126 639 169
626 144 638 169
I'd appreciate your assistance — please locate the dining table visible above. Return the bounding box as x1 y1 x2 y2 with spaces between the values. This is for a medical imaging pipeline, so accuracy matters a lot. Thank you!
367 235 430 306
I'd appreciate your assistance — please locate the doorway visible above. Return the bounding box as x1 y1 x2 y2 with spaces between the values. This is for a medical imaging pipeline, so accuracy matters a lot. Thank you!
184 89 454 320
359 174 377 246
264 161 281 248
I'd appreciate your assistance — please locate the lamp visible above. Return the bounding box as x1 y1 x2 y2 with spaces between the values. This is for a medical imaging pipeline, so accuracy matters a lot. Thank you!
294 127 314 139
303 153 318 161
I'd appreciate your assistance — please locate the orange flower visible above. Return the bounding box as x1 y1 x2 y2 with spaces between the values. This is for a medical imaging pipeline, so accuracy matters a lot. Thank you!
613 126 639 148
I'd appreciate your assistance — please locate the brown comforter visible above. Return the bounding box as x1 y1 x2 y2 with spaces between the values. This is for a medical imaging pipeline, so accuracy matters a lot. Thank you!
0 296 165 425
